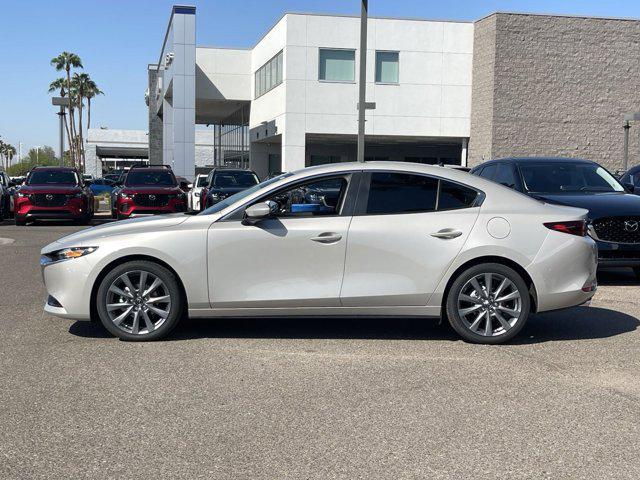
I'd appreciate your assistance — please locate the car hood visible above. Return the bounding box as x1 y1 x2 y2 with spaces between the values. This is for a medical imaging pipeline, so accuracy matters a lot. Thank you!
20 185 82 195
209 187 247 196
533 192 640 218
42 213 191 253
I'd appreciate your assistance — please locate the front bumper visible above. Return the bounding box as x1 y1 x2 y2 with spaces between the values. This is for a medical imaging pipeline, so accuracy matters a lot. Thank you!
41 254 93 320
116 200 186 218
595 239 640 267
15 198 87 220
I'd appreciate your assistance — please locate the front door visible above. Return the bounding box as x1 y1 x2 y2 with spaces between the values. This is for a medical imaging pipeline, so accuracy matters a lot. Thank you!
207 174 356 308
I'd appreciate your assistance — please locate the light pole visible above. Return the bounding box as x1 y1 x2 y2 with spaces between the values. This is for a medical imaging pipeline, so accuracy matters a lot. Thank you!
52 97 70 166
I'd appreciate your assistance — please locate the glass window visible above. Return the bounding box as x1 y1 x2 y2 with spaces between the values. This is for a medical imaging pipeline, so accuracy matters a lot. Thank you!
478 164 497 180
493 163 518 189
438 181 479 210
265 177 348 217
319 49 355 82
125 170 176 187
366 173 438 215
254 51 283 99
519 162 624 193
212 171 259 188
375 51 399 83
309 155 341 167
27 170 78 185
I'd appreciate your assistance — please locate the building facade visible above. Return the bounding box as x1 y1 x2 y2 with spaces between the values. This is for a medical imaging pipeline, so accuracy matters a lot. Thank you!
148 7 640 180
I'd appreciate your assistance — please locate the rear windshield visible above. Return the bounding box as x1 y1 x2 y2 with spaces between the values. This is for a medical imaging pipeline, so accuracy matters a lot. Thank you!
27 170 78 185
519 162 624 194
125 171 176 187
213 171 259 188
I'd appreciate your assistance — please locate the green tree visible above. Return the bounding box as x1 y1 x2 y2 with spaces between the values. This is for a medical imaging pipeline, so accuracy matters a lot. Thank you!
6 146 61 176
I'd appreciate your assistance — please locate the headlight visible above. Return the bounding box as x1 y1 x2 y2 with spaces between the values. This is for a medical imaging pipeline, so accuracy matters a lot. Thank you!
119 192 130 199
67 193 83 199
17 191 30 198
41 246 98 265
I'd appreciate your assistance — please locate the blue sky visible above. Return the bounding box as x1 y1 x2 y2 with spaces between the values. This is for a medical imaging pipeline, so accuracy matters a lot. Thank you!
0 0 637 155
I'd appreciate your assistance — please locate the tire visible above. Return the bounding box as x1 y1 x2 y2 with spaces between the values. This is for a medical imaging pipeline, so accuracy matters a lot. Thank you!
446 263 530 344
14 216 27 226
96 260 184 341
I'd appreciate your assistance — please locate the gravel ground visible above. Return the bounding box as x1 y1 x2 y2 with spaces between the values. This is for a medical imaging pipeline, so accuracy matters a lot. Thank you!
1 217 639 479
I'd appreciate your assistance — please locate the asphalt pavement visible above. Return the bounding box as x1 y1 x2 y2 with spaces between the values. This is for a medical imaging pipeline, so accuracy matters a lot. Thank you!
1 217 639 479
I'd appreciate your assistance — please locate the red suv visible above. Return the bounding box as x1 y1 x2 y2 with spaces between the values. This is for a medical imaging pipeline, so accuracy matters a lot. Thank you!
14 167 94 226
113 165 187 220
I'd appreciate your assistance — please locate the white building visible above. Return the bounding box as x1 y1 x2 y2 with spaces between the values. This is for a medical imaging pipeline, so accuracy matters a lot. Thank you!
149 6 473 180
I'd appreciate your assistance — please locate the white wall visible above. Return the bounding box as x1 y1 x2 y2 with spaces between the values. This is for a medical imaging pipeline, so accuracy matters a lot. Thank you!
196 47 252 101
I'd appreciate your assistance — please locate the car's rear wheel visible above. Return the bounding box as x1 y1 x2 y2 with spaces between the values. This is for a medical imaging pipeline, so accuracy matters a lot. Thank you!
14 216 27 226
96 261 184 341
446 263 530 344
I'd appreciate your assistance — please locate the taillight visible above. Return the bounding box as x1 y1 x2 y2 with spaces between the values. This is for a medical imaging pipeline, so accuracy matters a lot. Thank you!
544 220 587 236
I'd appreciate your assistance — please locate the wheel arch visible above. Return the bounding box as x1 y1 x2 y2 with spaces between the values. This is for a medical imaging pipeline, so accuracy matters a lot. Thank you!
90 254 189 321
440 255 538 321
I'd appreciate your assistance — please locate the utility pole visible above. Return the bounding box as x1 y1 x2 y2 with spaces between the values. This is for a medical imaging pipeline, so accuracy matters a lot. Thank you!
52 97 70 166
356 0 368 163
623 120 631 172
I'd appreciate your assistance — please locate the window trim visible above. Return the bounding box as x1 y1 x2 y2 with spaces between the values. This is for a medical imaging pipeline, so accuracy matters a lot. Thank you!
221 171 363 222
318 47 356 84
354 170 484 216
374 50 400 85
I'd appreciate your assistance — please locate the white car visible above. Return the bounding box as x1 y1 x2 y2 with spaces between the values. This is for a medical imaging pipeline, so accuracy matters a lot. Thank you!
188 173 208 211
40 162 597 344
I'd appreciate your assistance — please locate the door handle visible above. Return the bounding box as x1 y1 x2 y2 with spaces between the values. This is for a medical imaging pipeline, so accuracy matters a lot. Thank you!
310 232 343 244
430 228 463 239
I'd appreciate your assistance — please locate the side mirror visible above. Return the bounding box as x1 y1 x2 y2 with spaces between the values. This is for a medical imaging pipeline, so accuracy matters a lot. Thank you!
243 201 277 224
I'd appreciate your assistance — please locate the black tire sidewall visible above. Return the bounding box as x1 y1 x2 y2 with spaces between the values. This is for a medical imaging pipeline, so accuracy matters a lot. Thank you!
446 263 530 344
96 260 184 341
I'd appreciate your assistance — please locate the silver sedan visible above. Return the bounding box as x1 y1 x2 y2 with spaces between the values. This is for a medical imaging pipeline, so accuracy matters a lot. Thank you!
41 162 597 344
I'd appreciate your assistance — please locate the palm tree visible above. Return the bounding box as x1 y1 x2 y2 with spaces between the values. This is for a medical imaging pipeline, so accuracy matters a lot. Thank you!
72 73 90 170
48 77 74 164
50 52 82 166
0 142 16 170
83 76 103 130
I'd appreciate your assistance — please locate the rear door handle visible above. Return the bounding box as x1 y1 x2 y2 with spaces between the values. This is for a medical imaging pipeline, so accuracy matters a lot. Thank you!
430 228 463 239
310 232 343 244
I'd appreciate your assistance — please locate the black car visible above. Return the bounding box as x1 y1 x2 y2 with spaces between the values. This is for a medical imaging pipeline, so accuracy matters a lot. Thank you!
200 168 260 211
619 165 640 194
0 171 15 220
471 157 640 276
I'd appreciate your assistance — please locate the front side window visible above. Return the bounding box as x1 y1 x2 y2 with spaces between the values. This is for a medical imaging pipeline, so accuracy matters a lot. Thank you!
366 173 438 215
519 162 624 193
375 51 399 83
264 177 348 217
212 171 259 188
319 49 355 82
27 170 78 185
493 163 518 189
125 171 176 187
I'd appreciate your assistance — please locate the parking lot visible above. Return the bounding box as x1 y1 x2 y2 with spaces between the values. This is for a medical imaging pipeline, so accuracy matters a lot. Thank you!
1 217 639 479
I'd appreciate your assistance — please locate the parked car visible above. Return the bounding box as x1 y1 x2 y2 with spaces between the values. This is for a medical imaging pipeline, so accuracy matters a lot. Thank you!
41 162 597 344
89 178 116 196
0 171 14 220
200 167 260 211
188 173 208 211
111 165 187 220
471 157 640 276
618 165 640 193
14 166 94 226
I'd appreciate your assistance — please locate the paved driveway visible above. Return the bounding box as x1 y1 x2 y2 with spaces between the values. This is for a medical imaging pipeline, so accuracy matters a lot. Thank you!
1 218 639 479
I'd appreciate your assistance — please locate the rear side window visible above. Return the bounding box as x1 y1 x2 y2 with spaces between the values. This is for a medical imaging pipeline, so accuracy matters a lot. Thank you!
366 173 438 214
439 181 479 210
493 163 518 189
478 164 497 180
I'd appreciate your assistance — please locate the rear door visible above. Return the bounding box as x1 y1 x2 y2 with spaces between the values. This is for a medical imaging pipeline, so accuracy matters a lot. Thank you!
340 171 482 307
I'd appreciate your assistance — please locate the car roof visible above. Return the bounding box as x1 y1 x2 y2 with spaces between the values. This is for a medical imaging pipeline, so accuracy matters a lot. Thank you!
491 156 595 164
31 166 77 171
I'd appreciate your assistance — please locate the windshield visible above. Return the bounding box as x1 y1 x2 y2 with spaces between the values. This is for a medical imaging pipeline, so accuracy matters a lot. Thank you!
196 176 208 187
27 170 78 185
519 162 624 194
200 173 293 215
125 170 176 187
212 171 259 189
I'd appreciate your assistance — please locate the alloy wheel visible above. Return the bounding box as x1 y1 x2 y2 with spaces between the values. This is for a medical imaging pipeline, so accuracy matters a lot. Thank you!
456 273 522 337
105 270 172 335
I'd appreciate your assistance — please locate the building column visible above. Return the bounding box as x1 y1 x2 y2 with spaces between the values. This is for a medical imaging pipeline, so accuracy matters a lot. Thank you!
147 65 163 165
84 144 101 178
281 113 306 171
461 138 468 166
163 98 174 168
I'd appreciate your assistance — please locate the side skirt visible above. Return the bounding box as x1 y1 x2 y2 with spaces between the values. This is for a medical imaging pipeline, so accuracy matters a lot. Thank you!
188 305 441 318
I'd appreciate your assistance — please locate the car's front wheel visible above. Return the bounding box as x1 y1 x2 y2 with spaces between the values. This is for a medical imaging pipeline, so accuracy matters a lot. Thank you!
446 263 530 344
96 260 184 341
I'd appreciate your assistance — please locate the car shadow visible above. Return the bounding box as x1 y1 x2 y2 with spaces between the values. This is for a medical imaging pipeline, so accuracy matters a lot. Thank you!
68 306 638 344
597 268 639 287
15 217 115 227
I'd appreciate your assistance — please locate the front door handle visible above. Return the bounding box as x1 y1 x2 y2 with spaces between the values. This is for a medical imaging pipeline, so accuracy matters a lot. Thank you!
430 228 463 239
310 232 343 244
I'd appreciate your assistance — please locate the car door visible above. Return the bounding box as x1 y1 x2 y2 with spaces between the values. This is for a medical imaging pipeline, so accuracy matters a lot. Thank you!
207 172 359 308
341 171 482 307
